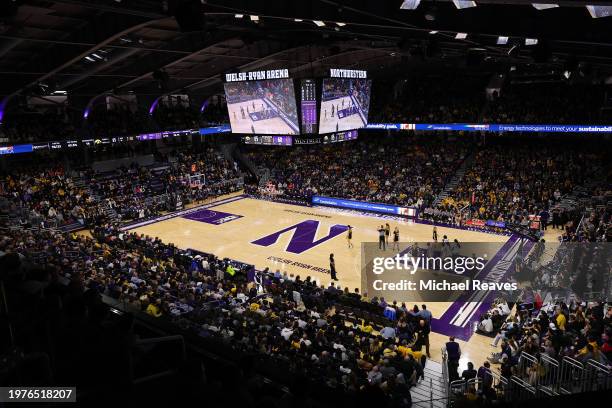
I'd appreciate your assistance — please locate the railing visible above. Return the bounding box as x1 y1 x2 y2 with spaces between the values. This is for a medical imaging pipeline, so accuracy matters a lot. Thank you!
539 353 561 395
510 376 537 401
441 347 449 406
575 211 586 237
489 369 511 402
449 378 471 403
559 356 585 394
516 351 539 380
448 369 511 406
443 352 611 405
584 359 612 392
449 378 476 406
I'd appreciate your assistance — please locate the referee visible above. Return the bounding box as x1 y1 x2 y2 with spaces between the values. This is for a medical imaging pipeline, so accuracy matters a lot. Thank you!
346 225 353 248
385 223 391 244
330 253 338 281
378 225 386 250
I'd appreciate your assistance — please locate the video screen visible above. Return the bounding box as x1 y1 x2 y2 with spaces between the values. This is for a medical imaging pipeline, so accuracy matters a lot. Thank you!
319 78 371 134
224 79 299 135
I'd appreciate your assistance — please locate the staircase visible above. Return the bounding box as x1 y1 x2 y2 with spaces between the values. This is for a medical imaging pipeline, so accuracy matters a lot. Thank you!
74 175 120 224
412 359 447 408
431 153 475 208
553 166 603 215
231 145 259 178
429 87 489 209
257 167 271 187
219 142 237 163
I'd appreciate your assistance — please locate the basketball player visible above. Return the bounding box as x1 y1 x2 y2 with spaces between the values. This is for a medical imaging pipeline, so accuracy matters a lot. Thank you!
346 225 353 248
432 226 438 242
331 104 335 117
377 225 386 250
329 253 338 281
385 223 391 245
392 226 400 251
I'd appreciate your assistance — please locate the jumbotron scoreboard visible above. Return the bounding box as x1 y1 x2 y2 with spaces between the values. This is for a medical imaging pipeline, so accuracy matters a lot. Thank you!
222 68 372 143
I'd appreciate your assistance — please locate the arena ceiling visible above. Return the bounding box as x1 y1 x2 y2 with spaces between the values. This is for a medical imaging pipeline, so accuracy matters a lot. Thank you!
0 0 611 104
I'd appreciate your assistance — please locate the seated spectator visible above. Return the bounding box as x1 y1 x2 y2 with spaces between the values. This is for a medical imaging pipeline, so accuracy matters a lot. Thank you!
461 362 477 381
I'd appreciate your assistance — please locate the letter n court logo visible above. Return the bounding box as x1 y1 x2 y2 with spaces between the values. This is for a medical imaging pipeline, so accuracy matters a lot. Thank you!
251 220 348 254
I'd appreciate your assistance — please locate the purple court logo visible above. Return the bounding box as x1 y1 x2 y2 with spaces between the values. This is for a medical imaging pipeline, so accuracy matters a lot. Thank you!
183 209 242 225
251 220 348 254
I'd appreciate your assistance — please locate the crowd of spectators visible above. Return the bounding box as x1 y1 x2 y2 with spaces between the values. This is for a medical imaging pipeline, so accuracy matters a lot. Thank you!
1 219 447 406
0 148 241 228
1 142 609 407
0 165 103 228
452 298 611 405
245 134 470 210
579 206 612 242
429 139 608 229
244 135 609 240
482 301 609 381
85 148 241 222
3 177 609 406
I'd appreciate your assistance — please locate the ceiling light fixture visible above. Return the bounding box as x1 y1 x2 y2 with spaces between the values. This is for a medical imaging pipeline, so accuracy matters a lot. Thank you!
400 0 421 10
532 3 559 10
452 0 477 9
497 36 509 45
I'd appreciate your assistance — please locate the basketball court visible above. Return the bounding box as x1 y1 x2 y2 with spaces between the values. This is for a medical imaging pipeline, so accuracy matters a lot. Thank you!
319 95 367 133
122 193 551 369
227 99 299 134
